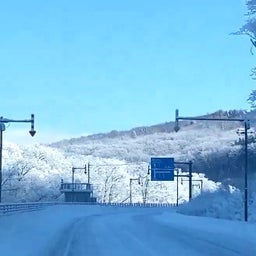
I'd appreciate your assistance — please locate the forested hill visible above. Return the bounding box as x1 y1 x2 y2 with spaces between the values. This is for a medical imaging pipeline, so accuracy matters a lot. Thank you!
49 109 256 186
50 109 247 146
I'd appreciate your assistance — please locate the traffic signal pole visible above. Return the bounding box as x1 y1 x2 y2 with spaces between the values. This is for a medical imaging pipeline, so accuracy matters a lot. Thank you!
0 114 36 203
175 109 249 222
175 161 193 201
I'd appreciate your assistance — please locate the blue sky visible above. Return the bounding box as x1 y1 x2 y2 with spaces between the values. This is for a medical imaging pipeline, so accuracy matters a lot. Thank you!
0 0 255 144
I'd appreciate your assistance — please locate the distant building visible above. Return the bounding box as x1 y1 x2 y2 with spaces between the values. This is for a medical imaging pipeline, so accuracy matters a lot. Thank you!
60 182 97 203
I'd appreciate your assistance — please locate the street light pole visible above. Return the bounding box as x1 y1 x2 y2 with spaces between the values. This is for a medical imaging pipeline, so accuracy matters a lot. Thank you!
71 165 87 186
244 120 248 222
71 165 87 203
0 114 36 203
175 109 249 222
0 124 4 203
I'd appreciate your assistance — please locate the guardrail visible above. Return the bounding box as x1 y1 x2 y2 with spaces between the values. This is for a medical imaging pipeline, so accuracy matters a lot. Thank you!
0 202 53 215
0 201 175 216
98 202 175 207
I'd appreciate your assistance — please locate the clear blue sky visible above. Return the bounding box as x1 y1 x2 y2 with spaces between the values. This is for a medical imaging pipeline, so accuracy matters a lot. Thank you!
0 0 254 144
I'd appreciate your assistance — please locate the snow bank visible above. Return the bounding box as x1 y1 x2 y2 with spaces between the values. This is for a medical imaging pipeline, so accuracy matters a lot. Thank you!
177 187 256 222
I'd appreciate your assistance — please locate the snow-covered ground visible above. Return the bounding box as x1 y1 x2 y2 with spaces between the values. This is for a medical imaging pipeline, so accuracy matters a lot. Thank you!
1 205 256 256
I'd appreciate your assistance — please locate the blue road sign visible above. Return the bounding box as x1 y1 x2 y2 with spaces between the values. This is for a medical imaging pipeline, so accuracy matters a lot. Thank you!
151 157 174 181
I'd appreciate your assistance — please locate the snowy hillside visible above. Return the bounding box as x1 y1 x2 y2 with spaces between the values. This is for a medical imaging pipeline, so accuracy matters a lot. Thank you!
2 141 219 204
51 127 238 163
50 125 249 182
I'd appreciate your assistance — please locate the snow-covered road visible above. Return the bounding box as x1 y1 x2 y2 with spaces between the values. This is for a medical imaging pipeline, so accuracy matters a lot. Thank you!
1 205 256 256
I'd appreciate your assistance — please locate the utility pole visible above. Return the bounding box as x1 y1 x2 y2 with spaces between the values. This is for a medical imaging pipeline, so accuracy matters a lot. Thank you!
0 114 36 203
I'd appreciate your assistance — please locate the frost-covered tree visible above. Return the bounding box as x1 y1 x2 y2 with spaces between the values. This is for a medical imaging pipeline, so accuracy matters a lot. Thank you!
140 175 150 203
234 1 256 111
236 0 256 54
237 1 256 37
248 90 256 110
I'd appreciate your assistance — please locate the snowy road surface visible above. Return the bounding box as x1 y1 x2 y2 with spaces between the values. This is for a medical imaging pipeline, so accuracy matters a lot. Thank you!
1 205 256 256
